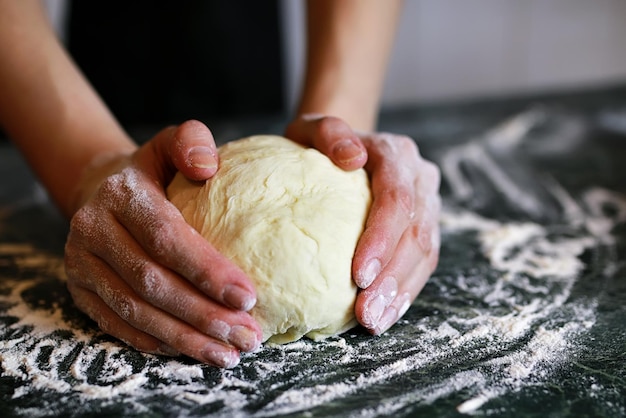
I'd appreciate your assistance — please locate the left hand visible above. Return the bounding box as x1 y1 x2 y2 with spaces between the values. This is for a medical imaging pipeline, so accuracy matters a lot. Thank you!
65 121 261 367
285 114 441 335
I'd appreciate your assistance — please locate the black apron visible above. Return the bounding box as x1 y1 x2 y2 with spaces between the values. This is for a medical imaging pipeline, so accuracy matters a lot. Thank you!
67 0 285 130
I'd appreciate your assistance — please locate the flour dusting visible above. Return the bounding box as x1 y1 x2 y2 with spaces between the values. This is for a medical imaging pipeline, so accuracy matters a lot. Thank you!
0 186 624 416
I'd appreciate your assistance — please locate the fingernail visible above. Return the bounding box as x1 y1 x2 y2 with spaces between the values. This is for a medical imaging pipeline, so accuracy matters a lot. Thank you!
374 292 411 335
374 306 398 335
378 276 398 300
209 319 230 340
363 294 386 328
301 113 324 121
332 140 364 165
363 276 397 329
188 146 217 170
359 258 381 288
223 284 256 311
201 342 240 368
397 292 412 319
229 325 261 352
156 344 180 357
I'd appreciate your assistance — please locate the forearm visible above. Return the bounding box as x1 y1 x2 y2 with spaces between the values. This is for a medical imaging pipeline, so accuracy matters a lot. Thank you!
298 0 402 131
0 0 135 217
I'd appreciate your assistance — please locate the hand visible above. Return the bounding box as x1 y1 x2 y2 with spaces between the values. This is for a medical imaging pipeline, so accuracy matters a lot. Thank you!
64 120 262 368
286 115 441 335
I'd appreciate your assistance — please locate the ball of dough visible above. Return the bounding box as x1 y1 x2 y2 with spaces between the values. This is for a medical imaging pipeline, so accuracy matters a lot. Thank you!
167 135 371 344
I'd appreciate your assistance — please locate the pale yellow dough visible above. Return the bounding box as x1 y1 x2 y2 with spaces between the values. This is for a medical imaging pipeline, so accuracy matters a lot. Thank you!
167 135 371 344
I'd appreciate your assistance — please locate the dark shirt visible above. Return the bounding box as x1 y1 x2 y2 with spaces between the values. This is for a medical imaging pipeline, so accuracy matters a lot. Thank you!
67 0 285 129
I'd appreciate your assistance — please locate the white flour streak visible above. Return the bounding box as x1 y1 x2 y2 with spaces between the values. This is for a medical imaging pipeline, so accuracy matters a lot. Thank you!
440 142 544 216
1 186 624 416
439 110 547 217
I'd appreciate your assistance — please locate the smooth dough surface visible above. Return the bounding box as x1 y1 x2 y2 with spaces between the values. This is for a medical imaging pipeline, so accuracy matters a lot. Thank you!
167 136 371 344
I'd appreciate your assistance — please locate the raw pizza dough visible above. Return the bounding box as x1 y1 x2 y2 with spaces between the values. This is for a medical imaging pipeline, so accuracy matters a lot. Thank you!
167 135 372 344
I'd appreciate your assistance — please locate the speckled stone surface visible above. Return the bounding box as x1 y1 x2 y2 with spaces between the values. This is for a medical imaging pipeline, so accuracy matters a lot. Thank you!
1 86 625 417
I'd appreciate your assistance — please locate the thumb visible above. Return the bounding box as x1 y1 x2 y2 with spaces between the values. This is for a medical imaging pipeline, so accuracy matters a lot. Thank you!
134 120 219 186
169 120 219 181
285 114 367 171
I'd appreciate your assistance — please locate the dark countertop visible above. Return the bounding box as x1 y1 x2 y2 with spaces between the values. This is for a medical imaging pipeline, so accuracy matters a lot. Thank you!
1 85 625 417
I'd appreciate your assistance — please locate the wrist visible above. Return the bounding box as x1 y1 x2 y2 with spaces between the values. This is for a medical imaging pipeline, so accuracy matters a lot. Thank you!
297 97 378 133
69 150 133 216
297 75 379 132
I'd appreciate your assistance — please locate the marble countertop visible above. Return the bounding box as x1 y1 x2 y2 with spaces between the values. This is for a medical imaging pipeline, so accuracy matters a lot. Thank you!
1 86 625 417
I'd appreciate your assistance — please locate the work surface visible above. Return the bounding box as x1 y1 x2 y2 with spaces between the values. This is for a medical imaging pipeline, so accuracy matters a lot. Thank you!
1 87 625 417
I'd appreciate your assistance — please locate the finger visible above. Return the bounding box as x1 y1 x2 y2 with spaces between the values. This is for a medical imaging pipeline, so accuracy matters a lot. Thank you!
69 254 242 368
95 213 261 351
355 242 439 336
366 256 436 335
86 170 257 312
415 159 442 202
356 181 441 335
352 135 420 288
169 120 219 180
355 223 420 334
69 202 261 352
68 282 178 357
128 126 257 311
285 114 367 170
136 120 219 184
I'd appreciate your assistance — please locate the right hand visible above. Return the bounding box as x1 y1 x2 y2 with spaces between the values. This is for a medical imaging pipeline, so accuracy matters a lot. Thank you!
286 115 441 335
64 120 262 368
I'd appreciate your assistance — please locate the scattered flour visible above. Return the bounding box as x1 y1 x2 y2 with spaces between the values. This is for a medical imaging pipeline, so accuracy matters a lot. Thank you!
0 184 624 416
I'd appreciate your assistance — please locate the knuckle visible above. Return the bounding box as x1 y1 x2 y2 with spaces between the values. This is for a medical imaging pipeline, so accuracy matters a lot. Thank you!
63 244 92 287
96 315 113 336
116 297 137 322
68 207 96 238
428 227 441 272
374 134 396 154
133 262 162 297
416 222 433 254
63 253 80 281
423 158 440 176
383 186 414 219
169 330 196 350
106 168 153 218
397 135 419 155
391 135 438 176
142 218 176 259
97 172 125 201
99 283 138 323
128 337 161 355
66 283 109 328
423 160 442 186
377 133 419 159
315 116 342 137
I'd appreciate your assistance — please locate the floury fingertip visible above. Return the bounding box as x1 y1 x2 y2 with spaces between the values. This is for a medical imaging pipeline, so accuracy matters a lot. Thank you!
363 294 386 329
358 258 381 288
201 343 240 368
223 284 256 311
228 325 261 352
373 305 398 335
